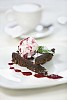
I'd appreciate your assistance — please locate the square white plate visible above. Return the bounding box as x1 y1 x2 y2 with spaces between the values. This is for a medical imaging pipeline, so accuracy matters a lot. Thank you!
0 44 67 89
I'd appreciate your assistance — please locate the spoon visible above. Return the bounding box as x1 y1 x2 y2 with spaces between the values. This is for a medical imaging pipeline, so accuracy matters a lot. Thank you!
35 24 53 32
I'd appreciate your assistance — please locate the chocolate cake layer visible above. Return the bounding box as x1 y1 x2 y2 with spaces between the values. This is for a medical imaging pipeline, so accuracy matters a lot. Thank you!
35 53 53 64
12 52 48 75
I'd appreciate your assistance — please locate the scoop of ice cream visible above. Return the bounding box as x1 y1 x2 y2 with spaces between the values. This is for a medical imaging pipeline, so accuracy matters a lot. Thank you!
18 37 38 58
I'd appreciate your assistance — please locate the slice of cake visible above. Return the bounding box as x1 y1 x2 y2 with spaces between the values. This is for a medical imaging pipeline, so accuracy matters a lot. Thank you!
12 37 55 75
12 52 48 75
35 53 53 64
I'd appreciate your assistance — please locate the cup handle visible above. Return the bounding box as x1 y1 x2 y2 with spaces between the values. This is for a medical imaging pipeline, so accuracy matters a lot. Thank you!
5 9 15 22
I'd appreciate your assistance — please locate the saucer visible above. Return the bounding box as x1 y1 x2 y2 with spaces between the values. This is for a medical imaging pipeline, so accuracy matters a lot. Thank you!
5 22 55 39
4 22 28 38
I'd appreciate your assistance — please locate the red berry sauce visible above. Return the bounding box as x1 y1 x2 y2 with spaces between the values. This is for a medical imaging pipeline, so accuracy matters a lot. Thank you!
8 62 63 79
34 73 63 79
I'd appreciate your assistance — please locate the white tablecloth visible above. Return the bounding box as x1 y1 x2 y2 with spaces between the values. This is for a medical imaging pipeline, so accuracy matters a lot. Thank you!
0 0 67 100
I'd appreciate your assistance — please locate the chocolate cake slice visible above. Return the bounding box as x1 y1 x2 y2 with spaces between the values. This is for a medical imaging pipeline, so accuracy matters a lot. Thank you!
12 52 48 75
35 53 53 65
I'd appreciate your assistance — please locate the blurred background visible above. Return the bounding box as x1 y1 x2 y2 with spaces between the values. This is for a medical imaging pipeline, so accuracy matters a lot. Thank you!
0 0 67 24
0 0 67 46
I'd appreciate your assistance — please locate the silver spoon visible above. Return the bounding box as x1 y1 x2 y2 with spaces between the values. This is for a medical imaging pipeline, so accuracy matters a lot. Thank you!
35 24 53 32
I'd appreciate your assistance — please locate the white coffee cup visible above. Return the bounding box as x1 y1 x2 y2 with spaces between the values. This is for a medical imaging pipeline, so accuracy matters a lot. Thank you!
6 3 44 34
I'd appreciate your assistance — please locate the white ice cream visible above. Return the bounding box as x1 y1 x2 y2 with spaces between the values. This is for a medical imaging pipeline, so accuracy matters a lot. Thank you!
18 37 38 58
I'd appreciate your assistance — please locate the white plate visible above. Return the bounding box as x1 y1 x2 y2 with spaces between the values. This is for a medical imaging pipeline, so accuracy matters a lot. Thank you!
0 44 67 89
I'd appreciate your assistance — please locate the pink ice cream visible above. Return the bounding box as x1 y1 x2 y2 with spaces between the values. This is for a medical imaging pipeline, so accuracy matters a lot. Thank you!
18 37 38 58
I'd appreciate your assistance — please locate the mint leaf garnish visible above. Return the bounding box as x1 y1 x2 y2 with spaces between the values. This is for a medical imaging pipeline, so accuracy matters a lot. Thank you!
37 46 44 53
37 46 54 53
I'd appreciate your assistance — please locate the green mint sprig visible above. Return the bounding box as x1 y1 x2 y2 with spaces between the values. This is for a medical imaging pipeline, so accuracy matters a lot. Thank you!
37 46 54 53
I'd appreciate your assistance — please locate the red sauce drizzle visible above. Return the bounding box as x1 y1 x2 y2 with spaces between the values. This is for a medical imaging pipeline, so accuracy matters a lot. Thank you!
8 63 14 65
8 63 63 79
34 73 46 78
22 72 32 76
14 69 21 72
8 63 32 76
34 73 63 79
10 67 14 69
47 74 63 79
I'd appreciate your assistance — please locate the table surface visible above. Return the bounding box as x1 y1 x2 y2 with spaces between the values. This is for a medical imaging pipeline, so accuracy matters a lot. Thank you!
0 0 67 100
